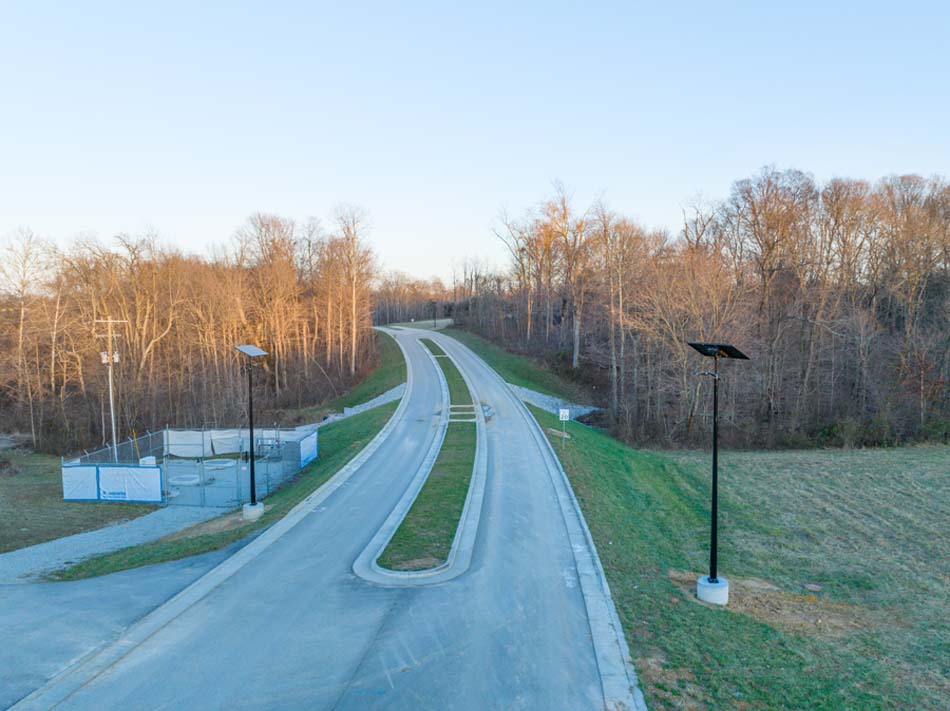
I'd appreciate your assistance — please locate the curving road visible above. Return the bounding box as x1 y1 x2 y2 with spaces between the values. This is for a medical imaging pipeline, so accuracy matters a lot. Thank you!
10 329 640 711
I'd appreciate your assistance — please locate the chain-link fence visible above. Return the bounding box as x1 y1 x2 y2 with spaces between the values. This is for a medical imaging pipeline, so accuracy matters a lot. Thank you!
63 426 318 507
71 431 165 466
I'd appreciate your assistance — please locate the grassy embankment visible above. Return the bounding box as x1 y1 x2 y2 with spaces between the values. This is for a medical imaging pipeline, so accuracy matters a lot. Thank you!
0 450 155 553
282 330 406 423
50 401 398 580
442 327 587 402
447 328 949 711
377 338 476 571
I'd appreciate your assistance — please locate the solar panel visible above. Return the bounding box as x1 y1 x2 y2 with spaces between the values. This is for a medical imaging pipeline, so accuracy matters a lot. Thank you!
234 344 269 358
687 342 749 360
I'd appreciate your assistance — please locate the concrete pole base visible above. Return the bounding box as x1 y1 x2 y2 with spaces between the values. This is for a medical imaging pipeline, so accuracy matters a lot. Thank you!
242 502 264 522
697 575 729 605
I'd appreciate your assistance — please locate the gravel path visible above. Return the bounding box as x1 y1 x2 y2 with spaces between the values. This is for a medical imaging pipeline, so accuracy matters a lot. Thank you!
506 383 598 420
0 506 226 584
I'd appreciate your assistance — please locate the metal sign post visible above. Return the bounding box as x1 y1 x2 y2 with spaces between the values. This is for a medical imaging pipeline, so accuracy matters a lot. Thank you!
559 408 569 449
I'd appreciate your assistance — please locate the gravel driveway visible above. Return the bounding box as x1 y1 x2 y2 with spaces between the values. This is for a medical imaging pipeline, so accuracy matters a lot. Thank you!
0 506 227 583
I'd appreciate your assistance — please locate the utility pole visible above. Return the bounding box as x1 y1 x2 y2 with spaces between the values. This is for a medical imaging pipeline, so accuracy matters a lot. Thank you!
95 319 127 462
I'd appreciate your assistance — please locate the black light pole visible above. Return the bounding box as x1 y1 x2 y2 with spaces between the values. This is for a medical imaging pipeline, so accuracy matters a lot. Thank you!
247 360 257 505
710 353 719 582
235 345 268 518
688 341 749 604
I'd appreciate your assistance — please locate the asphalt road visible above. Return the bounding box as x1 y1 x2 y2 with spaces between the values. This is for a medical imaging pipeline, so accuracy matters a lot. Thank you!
9 329 636 710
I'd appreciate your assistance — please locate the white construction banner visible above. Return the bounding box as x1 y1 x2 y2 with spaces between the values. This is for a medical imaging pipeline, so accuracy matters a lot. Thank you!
166 430 211 457
62 466 99 501
299 431 318 468
211 429 242 455
98 466 163 502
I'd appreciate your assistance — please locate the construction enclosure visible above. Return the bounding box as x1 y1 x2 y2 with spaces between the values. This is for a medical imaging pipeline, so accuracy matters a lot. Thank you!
61 425 318 507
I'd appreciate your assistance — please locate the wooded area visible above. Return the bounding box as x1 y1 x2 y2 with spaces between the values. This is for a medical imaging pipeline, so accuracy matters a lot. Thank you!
5 168 948 453
390 169 950 447
0 209 376 453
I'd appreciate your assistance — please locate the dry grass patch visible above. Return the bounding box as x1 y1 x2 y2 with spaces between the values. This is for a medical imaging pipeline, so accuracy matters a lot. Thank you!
162 507 258 541
668 570 869 639
636 651 709 710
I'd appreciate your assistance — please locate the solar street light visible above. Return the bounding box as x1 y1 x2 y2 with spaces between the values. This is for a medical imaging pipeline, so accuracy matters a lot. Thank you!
235 344 268 520
687 341 749 605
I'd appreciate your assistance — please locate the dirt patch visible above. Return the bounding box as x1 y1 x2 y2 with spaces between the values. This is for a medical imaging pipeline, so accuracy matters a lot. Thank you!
546 428 572 440
162 508 253 541
668 569 868 639
386 555 442 571
635 651 709 710
0 458 14 477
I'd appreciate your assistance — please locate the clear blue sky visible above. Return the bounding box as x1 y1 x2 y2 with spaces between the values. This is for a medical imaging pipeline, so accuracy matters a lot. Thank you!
2 1 947 282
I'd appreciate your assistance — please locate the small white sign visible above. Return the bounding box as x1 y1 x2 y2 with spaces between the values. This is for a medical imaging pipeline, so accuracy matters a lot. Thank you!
559 408 570 422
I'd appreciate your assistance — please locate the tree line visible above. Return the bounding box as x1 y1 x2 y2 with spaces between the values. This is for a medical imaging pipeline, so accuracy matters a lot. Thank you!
0 208 376 453
429 170 950 447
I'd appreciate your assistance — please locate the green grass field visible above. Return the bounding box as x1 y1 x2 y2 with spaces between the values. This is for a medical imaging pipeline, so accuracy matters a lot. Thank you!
442 328 587 402
378 339 477 571
530 408 948 710
50 401 399 580
0 450 155 553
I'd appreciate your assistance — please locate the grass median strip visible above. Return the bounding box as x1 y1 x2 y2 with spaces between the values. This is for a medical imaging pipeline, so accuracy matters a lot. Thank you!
377 339 477 571
377 422 476 570
420 338 471 405
48 401 398 581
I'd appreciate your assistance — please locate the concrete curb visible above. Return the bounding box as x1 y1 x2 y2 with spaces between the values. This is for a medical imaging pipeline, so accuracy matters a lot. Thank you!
353 333 488 587
10 332 412 711
520 400 648 711
440 333 648 711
